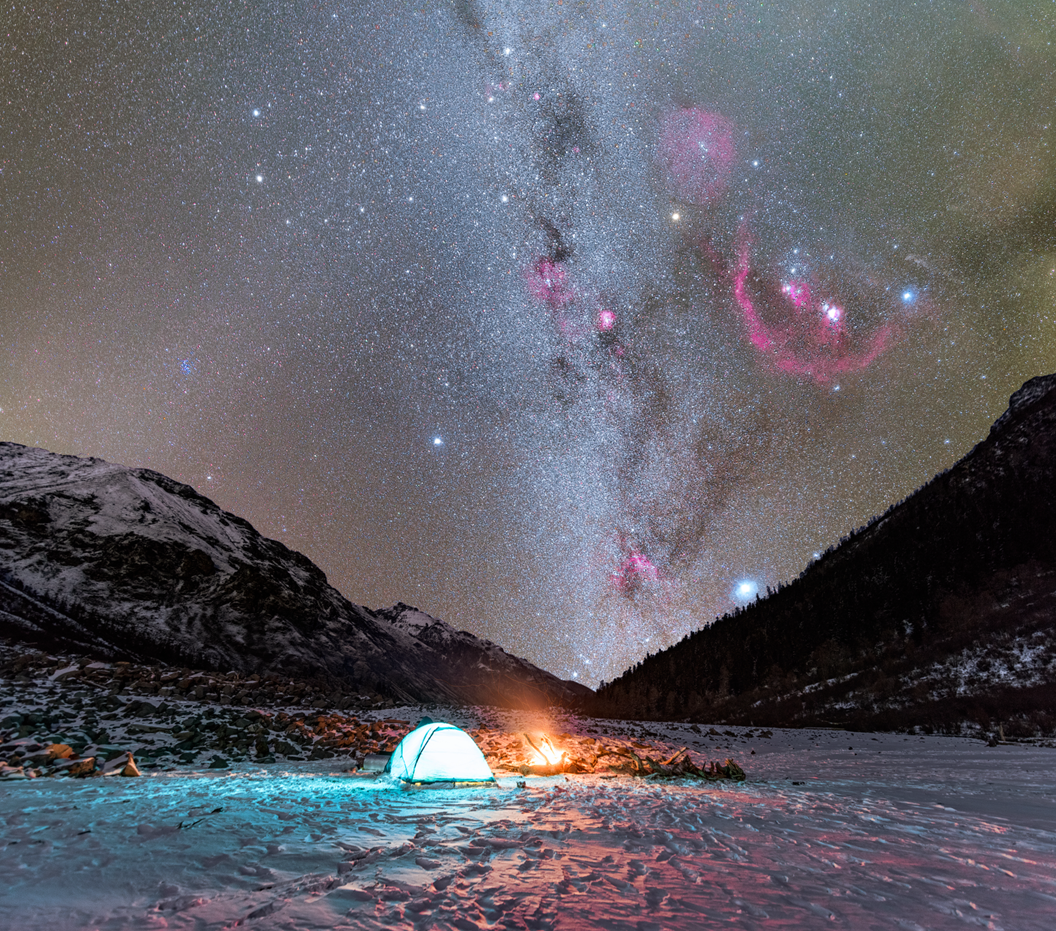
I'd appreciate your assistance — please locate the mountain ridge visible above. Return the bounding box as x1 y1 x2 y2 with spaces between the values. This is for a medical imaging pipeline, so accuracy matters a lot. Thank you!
587 373 1056 736
0 442 588 708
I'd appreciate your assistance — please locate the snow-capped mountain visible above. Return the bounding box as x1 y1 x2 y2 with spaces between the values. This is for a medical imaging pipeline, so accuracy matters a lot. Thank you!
0 443 588 707
592 373 1056 736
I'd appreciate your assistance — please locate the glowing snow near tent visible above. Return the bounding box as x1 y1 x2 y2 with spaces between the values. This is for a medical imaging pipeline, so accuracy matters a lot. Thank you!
386 722 495 785
2 726 1055 929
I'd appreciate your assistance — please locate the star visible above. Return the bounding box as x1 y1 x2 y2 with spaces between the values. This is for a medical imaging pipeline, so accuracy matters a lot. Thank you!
734 580 759 602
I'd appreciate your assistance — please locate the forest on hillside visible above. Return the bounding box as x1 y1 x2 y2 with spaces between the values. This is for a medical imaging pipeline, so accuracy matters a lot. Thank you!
588 381 1056 735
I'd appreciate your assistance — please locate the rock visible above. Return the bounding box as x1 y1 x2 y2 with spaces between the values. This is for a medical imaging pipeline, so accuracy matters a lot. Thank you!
208 756 229 769
68 757 97 778
101 753 132 776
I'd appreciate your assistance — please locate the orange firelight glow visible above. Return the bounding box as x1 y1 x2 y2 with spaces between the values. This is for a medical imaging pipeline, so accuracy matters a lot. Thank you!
525 733 566 767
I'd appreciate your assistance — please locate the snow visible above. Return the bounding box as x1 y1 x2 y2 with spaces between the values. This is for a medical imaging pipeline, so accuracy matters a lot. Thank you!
1 443 584 706
2 720 1055 930
389 609 440 633
905 629 1056 701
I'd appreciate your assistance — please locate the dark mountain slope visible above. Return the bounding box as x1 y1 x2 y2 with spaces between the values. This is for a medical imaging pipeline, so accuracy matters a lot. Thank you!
588 374 1056 735
0 443 588 708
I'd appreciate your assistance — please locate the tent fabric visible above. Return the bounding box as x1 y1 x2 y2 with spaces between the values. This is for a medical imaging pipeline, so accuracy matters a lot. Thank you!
387 723 495 784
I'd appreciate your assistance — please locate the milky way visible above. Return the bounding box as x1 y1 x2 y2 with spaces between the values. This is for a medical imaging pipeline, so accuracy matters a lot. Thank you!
2 2 1055 683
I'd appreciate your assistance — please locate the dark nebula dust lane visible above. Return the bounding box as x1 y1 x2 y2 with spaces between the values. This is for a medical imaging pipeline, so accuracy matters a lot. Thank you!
1 1 1054 683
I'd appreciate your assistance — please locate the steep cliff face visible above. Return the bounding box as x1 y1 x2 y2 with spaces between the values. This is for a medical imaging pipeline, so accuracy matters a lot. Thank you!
589 374 1056 735
0 443 588 707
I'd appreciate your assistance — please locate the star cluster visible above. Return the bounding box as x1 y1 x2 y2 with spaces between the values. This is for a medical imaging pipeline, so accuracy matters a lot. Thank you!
1 2 1054 684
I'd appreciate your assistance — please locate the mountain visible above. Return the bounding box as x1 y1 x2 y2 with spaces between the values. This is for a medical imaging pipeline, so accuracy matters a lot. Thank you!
0 443 589 708
589 373 1056 738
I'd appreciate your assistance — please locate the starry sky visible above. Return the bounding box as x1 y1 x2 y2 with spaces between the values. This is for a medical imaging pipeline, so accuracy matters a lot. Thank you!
2 1 1055 685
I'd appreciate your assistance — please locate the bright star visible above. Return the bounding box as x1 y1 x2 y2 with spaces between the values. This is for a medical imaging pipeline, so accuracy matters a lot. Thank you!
433 436 444 447
734 579 758 602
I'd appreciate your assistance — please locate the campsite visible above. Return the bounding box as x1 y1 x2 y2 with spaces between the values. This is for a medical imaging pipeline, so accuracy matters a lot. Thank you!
3 2 1056 926
2 700 1056 930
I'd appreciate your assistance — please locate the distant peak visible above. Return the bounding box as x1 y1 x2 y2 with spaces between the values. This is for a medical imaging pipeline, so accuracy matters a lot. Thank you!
377 602 447 630
991 372 1056 435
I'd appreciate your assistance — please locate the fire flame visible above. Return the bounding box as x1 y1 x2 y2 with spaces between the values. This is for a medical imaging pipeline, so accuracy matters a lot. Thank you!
525 733 566 767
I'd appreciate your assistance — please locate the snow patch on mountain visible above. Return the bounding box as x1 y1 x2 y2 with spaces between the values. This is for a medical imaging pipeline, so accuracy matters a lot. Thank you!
0 442 588 707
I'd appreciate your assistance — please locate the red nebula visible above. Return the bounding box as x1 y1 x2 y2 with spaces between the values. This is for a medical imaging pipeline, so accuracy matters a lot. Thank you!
730 223 896 384
611 551 660 595
524 257 575 307
524 258 622 345
658 108 737 206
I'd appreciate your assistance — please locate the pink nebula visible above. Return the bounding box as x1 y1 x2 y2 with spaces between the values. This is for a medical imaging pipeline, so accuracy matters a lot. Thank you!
611 551 660 595
658 108 736 206
730 224 895 384
596 308 617 331
524 258 574 307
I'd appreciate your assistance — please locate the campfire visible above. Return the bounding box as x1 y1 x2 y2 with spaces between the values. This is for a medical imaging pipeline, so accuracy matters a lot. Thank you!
524 733 567 771
506 731 744 781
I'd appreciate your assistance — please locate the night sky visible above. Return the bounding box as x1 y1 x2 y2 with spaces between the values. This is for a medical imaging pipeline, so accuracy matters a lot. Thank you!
2 1 1054 685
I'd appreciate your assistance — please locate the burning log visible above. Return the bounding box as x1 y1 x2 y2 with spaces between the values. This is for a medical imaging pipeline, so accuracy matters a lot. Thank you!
493 732 745 782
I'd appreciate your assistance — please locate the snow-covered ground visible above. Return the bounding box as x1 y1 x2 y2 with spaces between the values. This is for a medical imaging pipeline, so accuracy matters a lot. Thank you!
3 717 1055 930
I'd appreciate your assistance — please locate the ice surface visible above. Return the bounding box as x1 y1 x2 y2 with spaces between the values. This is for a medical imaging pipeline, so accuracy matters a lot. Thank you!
2 723 1054 930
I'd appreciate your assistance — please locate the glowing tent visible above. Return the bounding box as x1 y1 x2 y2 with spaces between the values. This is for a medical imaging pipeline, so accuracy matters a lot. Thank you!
386 722 495 785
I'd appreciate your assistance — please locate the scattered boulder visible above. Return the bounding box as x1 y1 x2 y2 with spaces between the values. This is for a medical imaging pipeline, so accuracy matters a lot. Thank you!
67 757 97 778
100 751 140 777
